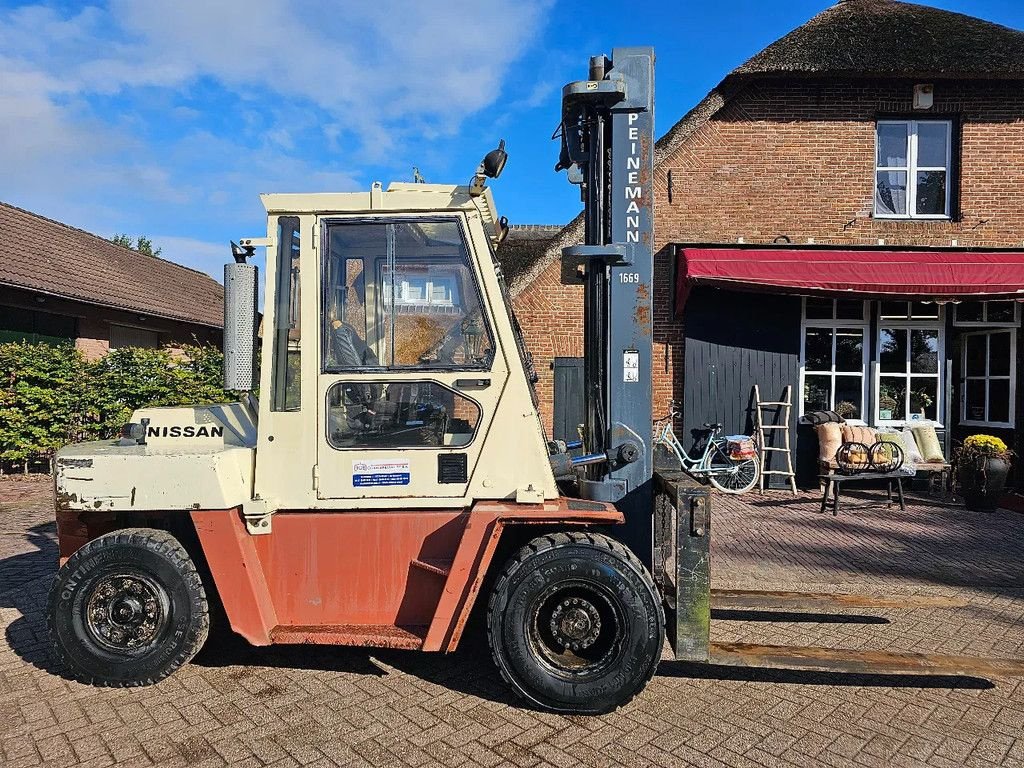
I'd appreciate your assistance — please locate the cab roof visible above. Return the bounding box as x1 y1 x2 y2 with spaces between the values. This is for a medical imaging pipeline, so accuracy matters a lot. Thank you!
260 182 501 243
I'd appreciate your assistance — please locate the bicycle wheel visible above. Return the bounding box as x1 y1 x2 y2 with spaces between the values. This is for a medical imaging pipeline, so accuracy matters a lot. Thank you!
707 442 760 494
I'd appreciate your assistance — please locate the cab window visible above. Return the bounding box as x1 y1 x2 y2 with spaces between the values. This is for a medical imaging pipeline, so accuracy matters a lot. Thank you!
326 381 481 449
323 220 494 371
271 216 301 411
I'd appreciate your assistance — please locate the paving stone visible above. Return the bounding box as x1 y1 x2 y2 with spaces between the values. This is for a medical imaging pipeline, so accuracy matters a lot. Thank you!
2 477 1023 767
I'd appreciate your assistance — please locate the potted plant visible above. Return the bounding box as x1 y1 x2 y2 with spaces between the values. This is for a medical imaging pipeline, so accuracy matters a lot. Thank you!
954 434 1013 512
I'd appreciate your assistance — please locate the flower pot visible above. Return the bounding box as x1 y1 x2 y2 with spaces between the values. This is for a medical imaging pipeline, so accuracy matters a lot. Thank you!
958 456 1010 512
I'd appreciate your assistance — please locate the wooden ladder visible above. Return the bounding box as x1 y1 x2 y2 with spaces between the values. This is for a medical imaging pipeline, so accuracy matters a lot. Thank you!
753 384 797 495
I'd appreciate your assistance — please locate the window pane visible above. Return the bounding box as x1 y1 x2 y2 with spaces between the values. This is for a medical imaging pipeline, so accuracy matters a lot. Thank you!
880 301 908 319
834 376 863 420
965 334 987 376
956 303 983 323
989 332 1011 377
916 122 949 168
965 379 986 421
835 328 863 372
805 297 833 319
805 328 832 371
326 220 494 371
879 328 906 372
910 329 938 374
392 222 492 368
835 300 864 320
803 375 832 413
916 171 947 215
272 216 301 412
987 301 1015 323
910 301 938 319
909 377 938 420
327 381 480 449
878 377 907 420
325 223 387 369
877 123 908 166
876 171 908 215
989 379 1010 424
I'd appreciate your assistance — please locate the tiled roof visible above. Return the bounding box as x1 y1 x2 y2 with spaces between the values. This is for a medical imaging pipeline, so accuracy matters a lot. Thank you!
0 201 223 328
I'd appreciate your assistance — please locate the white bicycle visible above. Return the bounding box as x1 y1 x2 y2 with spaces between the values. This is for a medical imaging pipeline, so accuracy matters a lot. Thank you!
652 402 760 494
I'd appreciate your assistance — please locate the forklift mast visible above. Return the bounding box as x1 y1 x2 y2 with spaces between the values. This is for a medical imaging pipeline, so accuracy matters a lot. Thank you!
557 48 655 553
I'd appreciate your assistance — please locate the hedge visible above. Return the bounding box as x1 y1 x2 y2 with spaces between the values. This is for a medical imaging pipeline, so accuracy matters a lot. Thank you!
0 341 234 470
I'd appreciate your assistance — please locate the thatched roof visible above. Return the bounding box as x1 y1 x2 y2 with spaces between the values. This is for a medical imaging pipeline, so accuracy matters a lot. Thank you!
733 0 1024 80
496 225 562 286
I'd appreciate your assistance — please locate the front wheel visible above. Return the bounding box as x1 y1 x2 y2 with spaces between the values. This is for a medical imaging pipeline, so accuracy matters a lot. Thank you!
487 532 664 714
708 447 760 494
48 528 209 686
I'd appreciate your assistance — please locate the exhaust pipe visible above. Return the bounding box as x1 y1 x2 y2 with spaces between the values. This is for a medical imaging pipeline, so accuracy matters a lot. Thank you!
223 244 259 391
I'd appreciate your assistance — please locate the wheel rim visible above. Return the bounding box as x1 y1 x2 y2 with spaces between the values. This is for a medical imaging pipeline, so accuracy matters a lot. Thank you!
84 572 170 655
527 579 625 680
714 459 758 491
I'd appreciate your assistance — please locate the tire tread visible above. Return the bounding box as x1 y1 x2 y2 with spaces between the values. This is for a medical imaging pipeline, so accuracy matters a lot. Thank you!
486 529 664 713
47 527 209 687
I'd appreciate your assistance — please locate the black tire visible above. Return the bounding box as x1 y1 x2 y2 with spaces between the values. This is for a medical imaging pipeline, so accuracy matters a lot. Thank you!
47 528 209 686
486 531 664 714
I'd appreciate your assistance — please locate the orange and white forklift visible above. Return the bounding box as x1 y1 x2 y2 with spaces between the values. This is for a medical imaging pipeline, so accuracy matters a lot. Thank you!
49 48 1024 713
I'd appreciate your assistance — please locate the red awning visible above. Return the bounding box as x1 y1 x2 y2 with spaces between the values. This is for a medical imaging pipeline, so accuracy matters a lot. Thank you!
677 246 1024 313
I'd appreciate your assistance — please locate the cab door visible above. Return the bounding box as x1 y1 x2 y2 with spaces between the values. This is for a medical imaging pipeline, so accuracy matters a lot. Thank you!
315 215 508 502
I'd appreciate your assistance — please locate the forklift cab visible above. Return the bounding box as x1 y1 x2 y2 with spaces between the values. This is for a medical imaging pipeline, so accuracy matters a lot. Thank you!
243 183 558 516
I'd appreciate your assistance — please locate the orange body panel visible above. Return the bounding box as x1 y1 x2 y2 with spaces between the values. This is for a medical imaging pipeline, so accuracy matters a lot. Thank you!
190 498 622 650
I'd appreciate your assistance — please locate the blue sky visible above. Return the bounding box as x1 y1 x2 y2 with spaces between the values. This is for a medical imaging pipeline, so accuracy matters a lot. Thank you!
1 0 1022 281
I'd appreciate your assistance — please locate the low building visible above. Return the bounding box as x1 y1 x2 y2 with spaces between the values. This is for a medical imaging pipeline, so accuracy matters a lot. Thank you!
510 0 1024 485
0 201 223 356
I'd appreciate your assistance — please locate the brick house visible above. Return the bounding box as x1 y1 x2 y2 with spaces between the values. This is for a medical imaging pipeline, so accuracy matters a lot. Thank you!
505 0 1024 485
0 201 223 357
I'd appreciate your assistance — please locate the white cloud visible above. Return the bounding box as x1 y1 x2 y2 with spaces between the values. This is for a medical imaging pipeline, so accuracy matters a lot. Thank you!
0 0 553 270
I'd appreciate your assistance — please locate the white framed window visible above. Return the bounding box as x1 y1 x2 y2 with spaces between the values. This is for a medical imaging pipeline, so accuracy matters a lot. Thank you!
961 329 1016 428
395 272 458 308
954 300 1020 328
876 309 944 425
875 120 952 219
800 298 869 421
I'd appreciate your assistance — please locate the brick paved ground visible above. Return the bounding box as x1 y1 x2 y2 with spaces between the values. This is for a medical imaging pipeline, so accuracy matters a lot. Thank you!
1 475 1022 767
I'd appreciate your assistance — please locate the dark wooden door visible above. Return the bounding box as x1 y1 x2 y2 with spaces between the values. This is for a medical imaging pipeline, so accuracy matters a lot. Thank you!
552 357 585 442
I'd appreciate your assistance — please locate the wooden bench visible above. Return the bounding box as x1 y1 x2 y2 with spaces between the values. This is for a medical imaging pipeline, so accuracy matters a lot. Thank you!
819 471 907 516
818 459 952 498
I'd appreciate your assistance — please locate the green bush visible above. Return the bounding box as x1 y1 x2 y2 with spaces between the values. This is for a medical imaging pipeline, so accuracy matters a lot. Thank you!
0 341 233 467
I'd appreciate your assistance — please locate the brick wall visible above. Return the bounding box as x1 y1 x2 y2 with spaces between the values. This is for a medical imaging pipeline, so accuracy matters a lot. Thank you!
514 77 1024 432
0 284 222 361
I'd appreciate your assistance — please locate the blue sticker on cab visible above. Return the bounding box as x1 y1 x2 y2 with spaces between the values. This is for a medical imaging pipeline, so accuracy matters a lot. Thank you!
352 458 411 487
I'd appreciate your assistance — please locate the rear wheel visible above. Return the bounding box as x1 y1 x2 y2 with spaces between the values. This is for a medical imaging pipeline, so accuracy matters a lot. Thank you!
48 528 209 686
708 443 760 494
487 532 664 714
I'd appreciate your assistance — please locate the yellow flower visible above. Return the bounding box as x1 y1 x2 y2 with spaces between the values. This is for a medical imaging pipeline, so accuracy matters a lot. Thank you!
963 434 1008 454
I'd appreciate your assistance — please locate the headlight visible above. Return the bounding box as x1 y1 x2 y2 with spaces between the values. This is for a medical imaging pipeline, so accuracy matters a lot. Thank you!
119 423 146 443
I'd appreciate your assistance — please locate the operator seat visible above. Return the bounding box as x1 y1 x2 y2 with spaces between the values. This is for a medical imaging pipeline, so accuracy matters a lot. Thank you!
328 321 388 428
329 320 378 369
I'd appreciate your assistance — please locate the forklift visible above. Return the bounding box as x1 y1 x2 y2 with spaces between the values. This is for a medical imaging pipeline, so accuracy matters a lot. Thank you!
49 48 1024 714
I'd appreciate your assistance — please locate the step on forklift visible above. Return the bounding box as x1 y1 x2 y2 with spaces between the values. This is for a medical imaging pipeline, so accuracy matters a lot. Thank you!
49 48 1024 713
